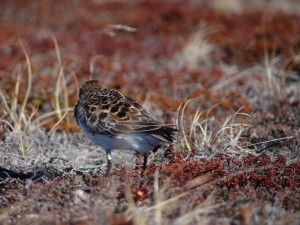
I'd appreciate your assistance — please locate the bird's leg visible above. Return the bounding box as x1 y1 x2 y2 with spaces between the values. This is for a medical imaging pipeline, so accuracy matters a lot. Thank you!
105 150 112 176
142 152 148 171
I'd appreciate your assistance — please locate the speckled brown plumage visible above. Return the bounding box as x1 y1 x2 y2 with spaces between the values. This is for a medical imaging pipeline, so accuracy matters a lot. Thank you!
74 80 177 175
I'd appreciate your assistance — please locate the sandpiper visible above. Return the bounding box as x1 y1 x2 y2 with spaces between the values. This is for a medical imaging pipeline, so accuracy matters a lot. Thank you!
74 80 177 175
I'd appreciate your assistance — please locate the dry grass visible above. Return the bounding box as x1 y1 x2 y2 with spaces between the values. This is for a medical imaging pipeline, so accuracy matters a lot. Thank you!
0 1 299 224
176 98 253 157
177 24 217 69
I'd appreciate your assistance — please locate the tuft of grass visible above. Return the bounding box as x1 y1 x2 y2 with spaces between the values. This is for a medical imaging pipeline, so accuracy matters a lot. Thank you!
0 39 76 162
179 24 217 69
0 41 38 160
19 133 33 160
0 41 32 133
176 98 253 157
51 35 72 127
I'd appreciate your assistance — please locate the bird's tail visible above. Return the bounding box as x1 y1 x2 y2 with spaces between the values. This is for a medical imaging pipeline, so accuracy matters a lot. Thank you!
150 125 178 143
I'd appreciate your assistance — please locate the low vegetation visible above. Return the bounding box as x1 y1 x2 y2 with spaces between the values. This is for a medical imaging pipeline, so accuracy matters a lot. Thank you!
0 0 299 224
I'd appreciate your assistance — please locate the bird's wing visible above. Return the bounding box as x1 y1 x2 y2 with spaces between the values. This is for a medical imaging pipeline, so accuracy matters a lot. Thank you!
77 89 168 136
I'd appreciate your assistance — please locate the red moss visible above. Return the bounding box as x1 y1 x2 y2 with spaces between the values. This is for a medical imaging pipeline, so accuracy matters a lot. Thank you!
114 151 299 208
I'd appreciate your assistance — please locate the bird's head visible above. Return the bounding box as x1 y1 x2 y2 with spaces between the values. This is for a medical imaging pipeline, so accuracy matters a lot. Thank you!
79 80 107 97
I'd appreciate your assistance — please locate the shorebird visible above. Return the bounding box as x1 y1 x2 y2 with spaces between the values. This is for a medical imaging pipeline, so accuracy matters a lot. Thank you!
74 80 177 176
